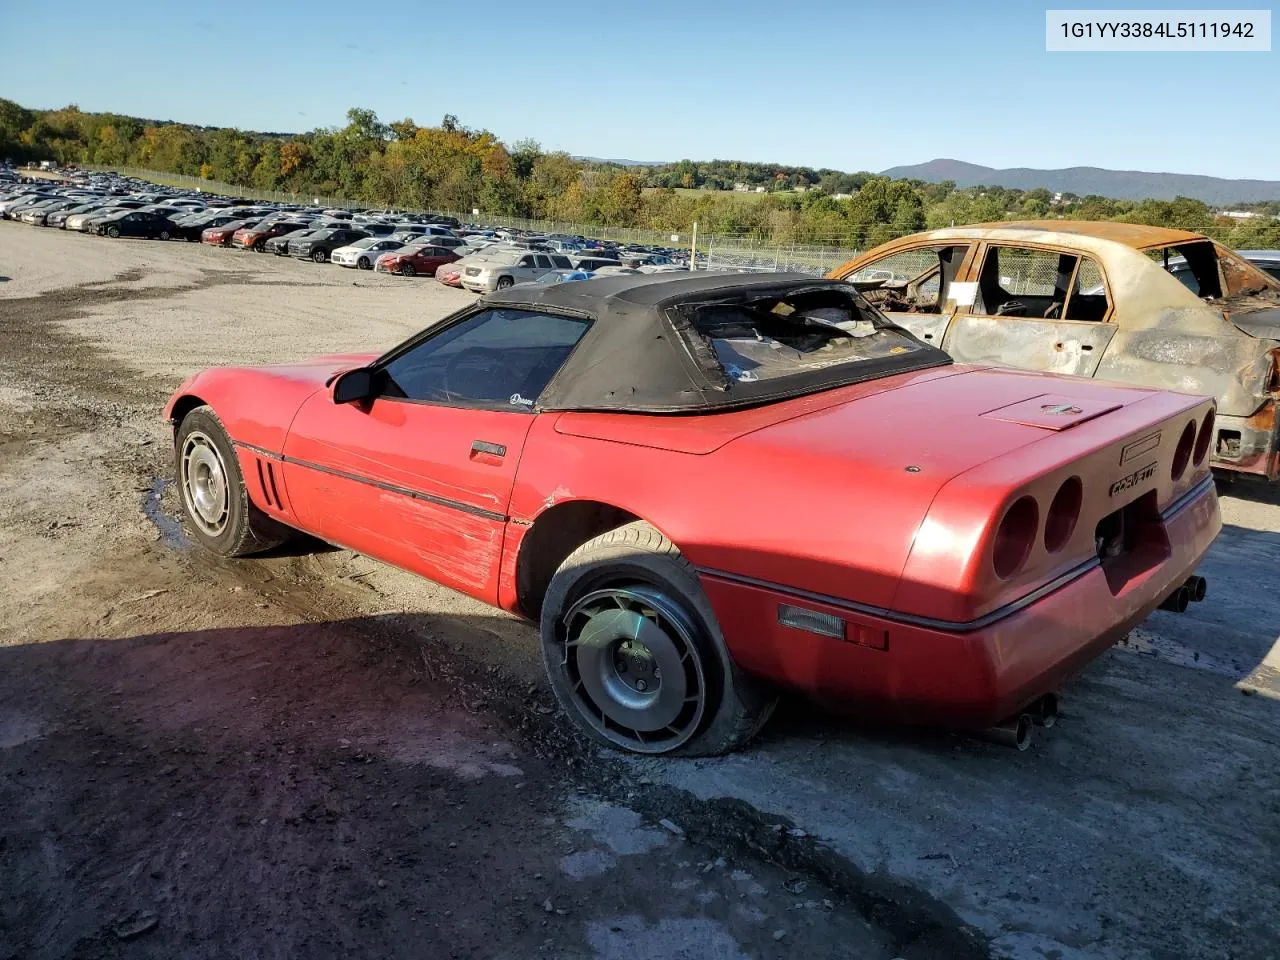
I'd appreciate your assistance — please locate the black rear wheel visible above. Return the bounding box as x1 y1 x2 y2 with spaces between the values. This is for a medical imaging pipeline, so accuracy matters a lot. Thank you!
540 522 776 756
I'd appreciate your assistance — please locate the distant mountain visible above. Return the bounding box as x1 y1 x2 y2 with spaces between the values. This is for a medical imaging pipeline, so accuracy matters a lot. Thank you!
574 156 669 167
880 158 1280 205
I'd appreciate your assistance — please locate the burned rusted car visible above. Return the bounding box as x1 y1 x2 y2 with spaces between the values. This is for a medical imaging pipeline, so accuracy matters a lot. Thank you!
830 222 1280 479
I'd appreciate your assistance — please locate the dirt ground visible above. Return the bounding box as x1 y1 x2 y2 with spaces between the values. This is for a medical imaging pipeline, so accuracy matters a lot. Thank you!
0 224 1276 960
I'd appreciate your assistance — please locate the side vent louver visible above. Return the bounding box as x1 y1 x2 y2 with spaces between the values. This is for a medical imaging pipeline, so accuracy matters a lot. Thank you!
255 459 274 508
265 462 281 507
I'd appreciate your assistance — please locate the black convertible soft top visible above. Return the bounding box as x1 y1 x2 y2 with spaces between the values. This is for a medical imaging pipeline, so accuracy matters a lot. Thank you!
480 272 952 414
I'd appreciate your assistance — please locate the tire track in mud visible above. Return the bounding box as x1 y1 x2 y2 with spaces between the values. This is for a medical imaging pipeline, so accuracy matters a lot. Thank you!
1 265 990 959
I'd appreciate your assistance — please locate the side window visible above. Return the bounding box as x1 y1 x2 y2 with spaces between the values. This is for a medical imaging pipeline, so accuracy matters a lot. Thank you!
518 255 536 267
973 246 1078 318
1064 258 1110 322
379 309 590 408
552 255 572 268
535 255 553 269
845 245 969 315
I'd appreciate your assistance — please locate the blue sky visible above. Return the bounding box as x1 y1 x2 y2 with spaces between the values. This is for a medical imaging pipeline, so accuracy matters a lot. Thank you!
2 0 1276 178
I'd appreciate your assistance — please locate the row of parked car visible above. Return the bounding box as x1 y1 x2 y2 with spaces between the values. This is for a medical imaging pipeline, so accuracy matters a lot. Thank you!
0 167 693 294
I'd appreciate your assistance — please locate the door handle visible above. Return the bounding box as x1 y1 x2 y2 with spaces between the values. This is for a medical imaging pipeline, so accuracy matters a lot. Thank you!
470 440 507 459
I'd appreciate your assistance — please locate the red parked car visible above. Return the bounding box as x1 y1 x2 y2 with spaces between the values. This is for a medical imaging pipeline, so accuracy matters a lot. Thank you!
376 244 461 277
232 219 310 252
203 219 260 246
435 262 464 286
163 274 1220 755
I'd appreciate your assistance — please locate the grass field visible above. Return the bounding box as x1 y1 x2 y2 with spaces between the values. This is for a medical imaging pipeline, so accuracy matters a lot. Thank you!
643 187 774 203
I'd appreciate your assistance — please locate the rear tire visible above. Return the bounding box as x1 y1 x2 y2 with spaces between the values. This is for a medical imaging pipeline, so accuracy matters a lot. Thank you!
159 230 170 240
174 406 290 557
540 521 776 756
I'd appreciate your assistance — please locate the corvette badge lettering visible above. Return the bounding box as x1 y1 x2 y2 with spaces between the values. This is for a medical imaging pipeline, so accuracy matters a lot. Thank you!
1109 462 1157 497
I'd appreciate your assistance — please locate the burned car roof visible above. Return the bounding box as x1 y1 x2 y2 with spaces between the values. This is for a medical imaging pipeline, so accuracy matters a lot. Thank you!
482 272 951 413
967 219 1206 249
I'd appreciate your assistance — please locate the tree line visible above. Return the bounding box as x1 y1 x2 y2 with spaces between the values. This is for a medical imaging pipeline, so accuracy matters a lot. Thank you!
3 99 1278 249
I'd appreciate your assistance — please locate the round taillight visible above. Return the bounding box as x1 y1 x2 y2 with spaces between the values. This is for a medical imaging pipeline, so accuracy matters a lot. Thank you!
1171 420 1195 481
993 496 1039 580
1192 408 1214 466
1044 476 1082 553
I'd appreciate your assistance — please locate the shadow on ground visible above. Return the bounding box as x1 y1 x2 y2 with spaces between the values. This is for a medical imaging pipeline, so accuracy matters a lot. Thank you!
0 611 978 960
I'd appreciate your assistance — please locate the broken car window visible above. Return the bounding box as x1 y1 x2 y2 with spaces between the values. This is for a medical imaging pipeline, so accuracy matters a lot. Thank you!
1143 242 1223 299
1063 258 1110 322
683 288 924 384
846 245 969 315
973 246 1079 319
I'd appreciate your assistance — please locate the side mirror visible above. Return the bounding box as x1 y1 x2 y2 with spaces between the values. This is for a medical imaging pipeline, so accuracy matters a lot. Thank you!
332 367 375 405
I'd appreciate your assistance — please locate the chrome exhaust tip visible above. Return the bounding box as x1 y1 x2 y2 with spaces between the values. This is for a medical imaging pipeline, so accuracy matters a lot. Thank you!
979 713 1033 751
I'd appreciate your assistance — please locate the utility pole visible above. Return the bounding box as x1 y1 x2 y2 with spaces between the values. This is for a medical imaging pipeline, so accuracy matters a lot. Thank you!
689 220 698 271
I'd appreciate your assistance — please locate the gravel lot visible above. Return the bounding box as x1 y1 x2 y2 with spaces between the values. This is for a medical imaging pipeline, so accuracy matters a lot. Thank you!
1 224 1277 960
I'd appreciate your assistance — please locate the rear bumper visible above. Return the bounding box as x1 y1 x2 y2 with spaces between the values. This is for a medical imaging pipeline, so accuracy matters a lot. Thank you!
700 478 1221 728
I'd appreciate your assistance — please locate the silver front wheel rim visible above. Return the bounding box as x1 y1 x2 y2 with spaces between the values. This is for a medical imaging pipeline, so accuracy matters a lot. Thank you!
560 586 706 753
181 430 230 536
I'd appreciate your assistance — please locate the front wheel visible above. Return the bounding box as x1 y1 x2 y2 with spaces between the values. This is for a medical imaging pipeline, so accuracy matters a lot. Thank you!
357 256 371 270
496 275 514 290
312 249 327 263
540 522 776 756
107 226 120 238
175 407 289 556
400 263 416 277
159 230 170 240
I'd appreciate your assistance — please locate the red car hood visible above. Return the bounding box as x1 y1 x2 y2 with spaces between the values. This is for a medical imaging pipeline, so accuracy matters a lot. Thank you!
245 352 379 385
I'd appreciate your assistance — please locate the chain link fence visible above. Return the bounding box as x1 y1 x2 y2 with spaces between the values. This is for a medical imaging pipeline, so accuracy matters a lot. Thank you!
700 237 860 277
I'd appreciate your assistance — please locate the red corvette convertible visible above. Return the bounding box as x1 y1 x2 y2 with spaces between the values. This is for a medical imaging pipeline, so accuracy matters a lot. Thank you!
164 274 1220 754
